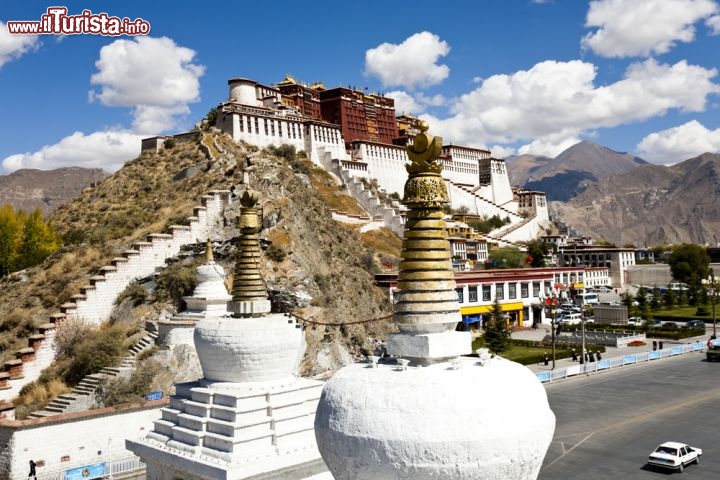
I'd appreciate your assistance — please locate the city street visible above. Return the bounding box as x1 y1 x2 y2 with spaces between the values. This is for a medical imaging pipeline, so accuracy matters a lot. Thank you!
538 353 720 479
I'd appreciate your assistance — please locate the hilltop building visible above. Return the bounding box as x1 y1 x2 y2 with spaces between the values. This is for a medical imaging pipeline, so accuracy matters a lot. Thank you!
195 75 550 246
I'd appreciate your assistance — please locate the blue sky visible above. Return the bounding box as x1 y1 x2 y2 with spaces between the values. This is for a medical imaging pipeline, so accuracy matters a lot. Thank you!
1 0 720 174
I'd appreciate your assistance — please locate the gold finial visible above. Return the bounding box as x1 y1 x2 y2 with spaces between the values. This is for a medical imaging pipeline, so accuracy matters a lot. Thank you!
205 238 214 263
240 190 259 208
406 121 443 174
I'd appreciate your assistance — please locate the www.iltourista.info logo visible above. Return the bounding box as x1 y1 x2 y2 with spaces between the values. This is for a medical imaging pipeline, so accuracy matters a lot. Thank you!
6 7 150 36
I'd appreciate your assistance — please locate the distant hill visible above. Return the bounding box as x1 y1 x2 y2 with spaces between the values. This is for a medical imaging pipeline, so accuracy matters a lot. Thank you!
0 167 108 214
506 140 647 201
550 152 720 246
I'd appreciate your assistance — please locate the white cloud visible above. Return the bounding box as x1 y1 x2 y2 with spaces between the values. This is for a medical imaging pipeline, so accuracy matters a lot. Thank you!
365 32 450 89
386 90 448 116
2 130 141 172
487 144 517 158
423 58 719 158
582 0 718 58
518 135 582 158
636 120 720 164
1 130 142 174
89 36 205 134
707 14 720 34
0 21 40 68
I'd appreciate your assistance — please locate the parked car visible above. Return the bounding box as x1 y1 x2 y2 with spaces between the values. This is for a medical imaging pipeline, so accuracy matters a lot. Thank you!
559 313 582 325
664 321 679 329
684 319 705 329
627 317 644 326
648 319 663 328
648 441 702 472
596 286 613 293
706 340 720 361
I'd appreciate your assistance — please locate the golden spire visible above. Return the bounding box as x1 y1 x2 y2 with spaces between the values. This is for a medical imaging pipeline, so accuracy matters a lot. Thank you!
394 122 460 333
205 238 214 263
230 191 268 314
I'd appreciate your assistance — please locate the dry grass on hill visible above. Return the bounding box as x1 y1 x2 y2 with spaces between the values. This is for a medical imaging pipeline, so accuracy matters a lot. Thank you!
1 131 401 396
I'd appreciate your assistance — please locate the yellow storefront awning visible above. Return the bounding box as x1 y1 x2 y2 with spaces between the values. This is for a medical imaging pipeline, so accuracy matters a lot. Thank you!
460 302 524 315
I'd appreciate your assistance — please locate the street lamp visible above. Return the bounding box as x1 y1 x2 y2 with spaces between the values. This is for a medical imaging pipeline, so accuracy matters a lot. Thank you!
702 274 720 339
541 292 559 369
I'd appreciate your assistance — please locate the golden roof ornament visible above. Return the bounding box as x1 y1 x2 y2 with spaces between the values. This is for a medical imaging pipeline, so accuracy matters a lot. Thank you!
403 121 450 208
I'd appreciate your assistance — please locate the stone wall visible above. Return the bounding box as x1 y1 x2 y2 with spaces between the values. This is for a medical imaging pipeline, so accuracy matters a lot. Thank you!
0 402 163 480
0 190 230 406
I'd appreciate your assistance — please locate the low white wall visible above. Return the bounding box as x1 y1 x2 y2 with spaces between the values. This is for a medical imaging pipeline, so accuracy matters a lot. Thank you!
0 402 163 480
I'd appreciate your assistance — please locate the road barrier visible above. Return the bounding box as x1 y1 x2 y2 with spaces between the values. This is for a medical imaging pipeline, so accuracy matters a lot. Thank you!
536 340 708 383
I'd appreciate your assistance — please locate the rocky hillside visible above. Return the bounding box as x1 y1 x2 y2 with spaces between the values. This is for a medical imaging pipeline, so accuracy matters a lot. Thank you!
0 131 400 386
550 153 720 246
0 167 108 214
506 140 647 201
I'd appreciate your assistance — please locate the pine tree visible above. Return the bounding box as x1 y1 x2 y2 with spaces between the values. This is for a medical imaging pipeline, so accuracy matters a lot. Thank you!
484 299 512 354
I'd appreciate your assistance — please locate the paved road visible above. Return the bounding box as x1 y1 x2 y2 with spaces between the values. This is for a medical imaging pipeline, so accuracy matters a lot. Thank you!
538 352 720 479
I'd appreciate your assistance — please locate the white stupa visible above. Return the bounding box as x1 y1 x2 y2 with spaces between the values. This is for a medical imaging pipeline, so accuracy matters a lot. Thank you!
127 191 328 480
314 123 556 480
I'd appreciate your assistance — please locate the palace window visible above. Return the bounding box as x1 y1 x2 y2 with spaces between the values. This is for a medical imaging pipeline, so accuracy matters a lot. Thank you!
456 287 464 304
521 283 529 298
468 286 478 302
508 283 517 299
496 284 504 300
482 285 491 301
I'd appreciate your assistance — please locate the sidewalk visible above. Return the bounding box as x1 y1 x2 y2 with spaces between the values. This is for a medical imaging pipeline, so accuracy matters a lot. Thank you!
512 326 711 374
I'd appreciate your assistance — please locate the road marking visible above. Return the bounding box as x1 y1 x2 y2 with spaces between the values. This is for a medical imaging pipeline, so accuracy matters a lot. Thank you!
546 433 594 467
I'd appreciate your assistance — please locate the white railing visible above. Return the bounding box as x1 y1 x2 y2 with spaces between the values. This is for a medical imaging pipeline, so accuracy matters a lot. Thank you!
536 341 708 383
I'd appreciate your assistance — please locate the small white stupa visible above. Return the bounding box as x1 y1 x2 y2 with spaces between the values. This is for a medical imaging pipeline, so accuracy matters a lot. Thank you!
157 240 233 348
127 191 327 480
314 123 556 480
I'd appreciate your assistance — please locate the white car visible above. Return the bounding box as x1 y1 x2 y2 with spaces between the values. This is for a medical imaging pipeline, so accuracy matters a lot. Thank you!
648 441 702 472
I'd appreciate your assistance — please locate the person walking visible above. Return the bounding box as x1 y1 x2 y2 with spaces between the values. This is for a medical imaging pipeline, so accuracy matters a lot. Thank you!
28 460 36 479
543 352 549 366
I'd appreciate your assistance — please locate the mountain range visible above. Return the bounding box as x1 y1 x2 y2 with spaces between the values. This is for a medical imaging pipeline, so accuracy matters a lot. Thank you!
0 167 107 214
1 139 719 247
506 140 720 246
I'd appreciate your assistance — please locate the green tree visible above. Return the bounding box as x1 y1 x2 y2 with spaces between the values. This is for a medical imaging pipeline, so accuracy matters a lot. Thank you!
487 245 525 268
524 240 552 267
484 299 511 354
668 244 711 288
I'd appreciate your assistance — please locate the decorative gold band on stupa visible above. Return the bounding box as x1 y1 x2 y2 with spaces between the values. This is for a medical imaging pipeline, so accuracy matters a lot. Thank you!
394 121 461 333
230 191 268 307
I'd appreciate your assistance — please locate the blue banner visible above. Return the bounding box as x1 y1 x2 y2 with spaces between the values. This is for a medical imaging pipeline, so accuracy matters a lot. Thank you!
671 346 683 355
536 371 551 382
597 360 610 370
146 391 163 400
648 351 661 360
64 462 108 480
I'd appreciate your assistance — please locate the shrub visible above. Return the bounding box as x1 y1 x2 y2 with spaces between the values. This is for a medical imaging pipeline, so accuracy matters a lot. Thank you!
266 244 286 262
97 359 164 407
115 283 148 306
60 323 127 386
163 138 176 149
156 260 198 309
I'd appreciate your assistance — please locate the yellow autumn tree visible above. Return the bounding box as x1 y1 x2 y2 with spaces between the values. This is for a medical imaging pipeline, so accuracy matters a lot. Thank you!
0 205 62 275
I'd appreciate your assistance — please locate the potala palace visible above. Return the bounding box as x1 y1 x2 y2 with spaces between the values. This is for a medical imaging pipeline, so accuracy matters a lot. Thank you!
210 75 549 245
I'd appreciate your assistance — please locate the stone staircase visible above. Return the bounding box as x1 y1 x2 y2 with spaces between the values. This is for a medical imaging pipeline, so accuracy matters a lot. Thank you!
29 331 158 418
